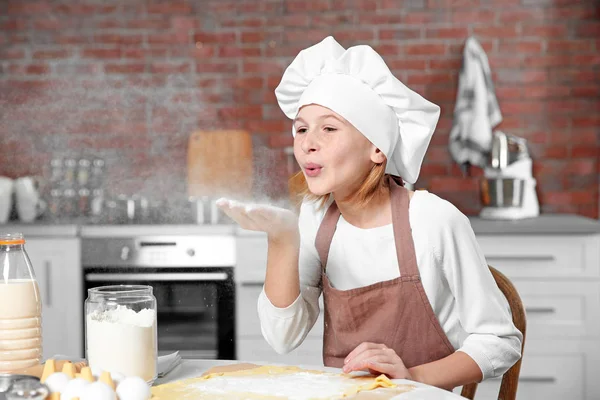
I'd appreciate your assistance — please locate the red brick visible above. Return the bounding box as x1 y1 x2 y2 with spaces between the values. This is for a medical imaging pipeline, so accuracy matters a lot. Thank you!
498 9 545 22
243 61 284 74
474 25 519 38
0 19 28 30
450 10 495 24
122 48 169 59
233 77 264 90
425 27 469 39
523 24 568 37
378 28 421 40
82 48 121 59
147 2 192 14
0 48 26 59
56 34 92 44
526 86 571 99
94 34 143 45
572 86 600 97
284 30 330 43
196 62 237 74
31 49 69 59
571 146 598 158
222 17 266 28
374 44 402 56
496 87 521 99
575 22 600 37
277 15 311 27
498 41 543 53
194 32 237 44
7 2 51 14
502 101 544 114
488 55 522 68
404 43 447 56
32 19 62 30
359 14 404 25
218 46 261 58
126 19 170 30
241 32 265 43
218 106 263 120
334 29 375 41
420 164 448 176
150 62 190 74
286 0 332 12
148 33 190 45
105 64 146 74
427 0 481 7
246 120 289 134
547 39 593 53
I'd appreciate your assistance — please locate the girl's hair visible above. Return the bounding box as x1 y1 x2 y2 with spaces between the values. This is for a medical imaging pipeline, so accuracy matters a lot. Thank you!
289 159 398 210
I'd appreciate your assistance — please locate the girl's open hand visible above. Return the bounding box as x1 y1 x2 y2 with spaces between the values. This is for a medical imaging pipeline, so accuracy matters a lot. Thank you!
342 342 413 380
216 198 299 242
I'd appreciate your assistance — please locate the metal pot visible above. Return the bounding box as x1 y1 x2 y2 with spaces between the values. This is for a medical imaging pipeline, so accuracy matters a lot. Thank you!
480 178 525 208
0 374 48 400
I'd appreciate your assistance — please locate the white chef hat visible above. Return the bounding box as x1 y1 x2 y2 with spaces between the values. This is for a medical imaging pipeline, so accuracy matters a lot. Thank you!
274 36 440 184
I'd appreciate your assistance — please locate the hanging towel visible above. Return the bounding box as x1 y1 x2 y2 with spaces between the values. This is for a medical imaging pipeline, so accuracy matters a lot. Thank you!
448 36 502 176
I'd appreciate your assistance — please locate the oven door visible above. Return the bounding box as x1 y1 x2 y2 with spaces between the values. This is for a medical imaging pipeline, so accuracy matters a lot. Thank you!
84 267 235 360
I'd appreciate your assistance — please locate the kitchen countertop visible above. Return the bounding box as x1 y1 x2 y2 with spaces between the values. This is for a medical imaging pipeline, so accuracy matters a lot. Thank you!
1 214 599 238
0 223 79 237
154 359 464 399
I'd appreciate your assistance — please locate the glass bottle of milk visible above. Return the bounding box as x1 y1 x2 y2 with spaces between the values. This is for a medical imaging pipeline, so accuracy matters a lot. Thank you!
0 233 42 373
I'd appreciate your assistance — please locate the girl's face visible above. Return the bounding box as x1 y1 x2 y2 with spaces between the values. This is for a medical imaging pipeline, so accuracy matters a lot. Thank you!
293 104 385 199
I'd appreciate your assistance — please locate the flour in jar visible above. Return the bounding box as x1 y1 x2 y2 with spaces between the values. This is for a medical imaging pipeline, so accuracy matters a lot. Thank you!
86 306 157 382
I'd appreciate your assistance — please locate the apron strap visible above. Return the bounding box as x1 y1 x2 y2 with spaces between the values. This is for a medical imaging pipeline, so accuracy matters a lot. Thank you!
389 176 420 277
315 200 341 271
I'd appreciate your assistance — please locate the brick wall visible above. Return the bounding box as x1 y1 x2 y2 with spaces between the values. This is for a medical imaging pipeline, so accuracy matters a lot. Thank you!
1 0 598 217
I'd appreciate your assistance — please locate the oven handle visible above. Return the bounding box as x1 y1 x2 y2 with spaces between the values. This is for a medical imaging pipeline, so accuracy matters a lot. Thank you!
85 272 229 282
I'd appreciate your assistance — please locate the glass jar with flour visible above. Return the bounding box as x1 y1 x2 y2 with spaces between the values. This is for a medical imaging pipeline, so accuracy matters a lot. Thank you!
85 285 157 384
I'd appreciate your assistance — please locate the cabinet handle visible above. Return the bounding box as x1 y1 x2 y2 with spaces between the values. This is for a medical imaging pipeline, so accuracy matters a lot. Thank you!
525 307 556 314
241 282 265 287
486 255 555 262
520 376 556 383
45 261 52 307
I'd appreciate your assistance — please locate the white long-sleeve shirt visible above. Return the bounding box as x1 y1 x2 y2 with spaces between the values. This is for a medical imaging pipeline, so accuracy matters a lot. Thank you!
257 190 522 381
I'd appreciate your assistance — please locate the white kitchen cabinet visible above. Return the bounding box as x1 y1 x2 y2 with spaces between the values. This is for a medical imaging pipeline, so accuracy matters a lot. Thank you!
476 232 600 400
25 238 83 359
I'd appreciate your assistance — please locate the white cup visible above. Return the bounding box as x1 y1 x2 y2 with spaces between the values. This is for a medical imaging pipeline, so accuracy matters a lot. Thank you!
0 177 14 224
15 177 46 223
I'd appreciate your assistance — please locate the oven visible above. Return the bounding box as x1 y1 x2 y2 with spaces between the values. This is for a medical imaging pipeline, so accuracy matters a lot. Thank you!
82 235 236 360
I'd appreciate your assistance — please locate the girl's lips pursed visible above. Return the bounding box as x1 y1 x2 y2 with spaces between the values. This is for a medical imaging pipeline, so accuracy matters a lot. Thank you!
304 163 323 178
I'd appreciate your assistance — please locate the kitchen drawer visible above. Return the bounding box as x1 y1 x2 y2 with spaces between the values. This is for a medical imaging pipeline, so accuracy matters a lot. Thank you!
477 235 600 278
237 337 323 366
237 283 324 339
236 235 268 283
515 281 600 338
472 353 584 400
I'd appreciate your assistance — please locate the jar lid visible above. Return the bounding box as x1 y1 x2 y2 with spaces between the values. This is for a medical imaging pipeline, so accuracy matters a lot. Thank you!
0 233 25 245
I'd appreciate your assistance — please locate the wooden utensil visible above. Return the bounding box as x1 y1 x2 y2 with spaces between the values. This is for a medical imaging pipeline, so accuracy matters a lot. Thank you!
187 130 254 199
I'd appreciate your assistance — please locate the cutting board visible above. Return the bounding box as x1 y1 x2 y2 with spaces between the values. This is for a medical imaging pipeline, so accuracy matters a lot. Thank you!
187 130 254 199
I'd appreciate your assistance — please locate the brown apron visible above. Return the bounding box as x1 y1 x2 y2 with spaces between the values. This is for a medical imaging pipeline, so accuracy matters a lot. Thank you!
315 176 455 368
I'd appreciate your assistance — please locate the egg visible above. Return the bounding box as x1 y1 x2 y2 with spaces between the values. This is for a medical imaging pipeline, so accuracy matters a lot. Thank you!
110 371 126 385
116 376 151 400
44 372 70 393
60 378 90 400
81 381 116 400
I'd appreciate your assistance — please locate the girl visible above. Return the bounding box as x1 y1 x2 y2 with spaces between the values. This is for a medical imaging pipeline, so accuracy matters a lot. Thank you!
217 36 522 391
